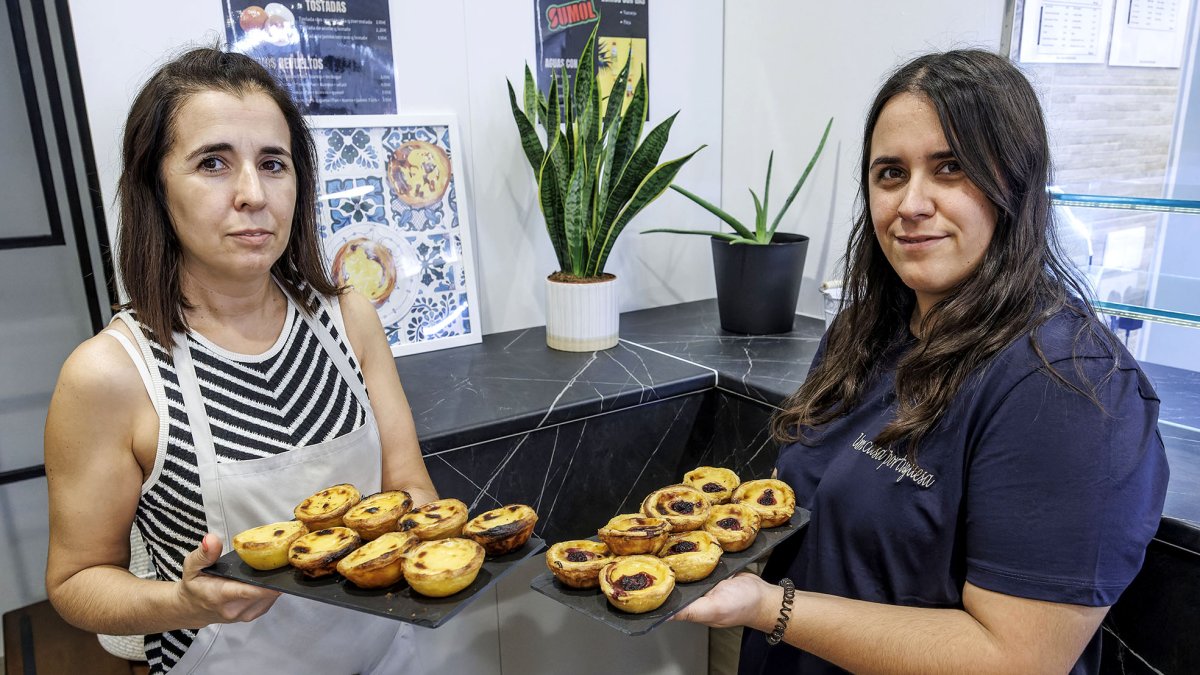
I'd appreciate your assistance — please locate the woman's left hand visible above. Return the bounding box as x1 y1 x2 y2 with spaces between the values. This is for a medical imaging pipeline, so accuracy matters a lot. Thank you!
671 572 779 630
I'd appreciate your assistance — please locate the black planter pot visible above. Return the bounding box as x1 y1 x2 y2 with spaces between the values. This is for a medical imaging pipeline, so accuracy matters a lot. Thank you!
711 232 809 334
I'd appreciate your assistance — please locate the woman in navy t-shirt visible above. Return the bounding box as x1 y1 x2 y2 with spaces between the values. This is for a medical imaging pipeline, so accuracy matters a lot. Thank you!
674 50 1169 675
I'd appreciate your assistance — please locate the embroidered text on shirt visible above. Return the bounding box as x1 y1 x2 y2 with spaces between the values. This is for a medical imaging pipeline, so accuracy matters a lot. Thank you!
851 433 937 488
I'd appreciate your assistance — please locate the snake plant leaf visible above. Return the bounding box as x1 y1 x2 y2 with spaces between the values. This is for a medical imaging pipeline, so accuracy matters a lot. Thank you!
665 185 755 240
594 119 620 238
768 117 833 237
602 109 675 231
580 65 602 182
538 135 569 272
539 70 559 139
561 65 576 167
523 64 539 128
572 23 598 128
507 79 544 175
547 124 570 233
601 49 631 133
564 149 591 276
608 65 647 199
591 145 706 275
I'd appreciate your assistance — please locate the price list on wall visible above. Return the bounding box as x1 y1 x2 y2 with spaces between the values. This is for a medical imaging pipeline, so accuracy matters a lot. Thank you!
1110 0 1192 67
1019 0 1115 63
223 1 397 115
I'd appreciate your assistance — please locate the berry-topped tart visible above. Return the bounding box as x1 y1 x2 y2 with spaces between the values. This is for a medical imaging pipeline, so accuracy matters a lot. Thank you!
731 478 796 528
544 540 614 589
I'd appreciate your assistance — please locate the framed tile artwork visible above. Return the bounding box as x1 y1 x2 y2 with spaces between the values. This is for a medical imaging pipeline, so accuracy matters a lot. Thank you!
308 114 481 357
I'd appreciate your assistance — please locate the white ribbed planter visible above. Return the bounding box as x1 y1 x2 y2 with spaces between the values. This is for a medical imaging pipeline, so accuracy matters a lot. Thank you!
545 274 619 351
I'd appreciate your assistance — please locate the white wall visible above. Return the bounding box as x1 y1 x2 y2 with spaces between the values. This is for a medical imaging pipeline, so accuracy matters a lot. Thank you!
721 1 1007 318
67 0 723 336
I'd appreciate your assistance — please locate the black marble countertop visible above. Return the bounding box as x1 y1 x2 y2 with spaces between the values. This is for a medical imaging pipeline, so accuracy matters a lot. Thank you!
396 299 1200 539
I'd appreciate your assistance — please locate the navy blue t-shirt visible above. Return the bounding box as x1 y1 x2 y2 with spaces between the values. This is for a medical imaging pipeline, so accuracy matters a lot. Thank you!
739 308 1169 675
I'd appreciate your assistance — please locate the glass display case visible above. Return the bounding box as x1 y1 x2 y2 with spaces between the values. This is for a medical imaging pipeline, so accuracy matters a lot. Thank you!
1053 192 1200 330
1053 191 1200 417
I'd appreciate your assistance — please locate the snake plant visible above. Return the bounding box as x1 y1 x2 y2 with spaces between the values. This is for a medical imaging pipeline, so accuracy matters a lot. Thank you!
644 118 834 245
507 22 703 279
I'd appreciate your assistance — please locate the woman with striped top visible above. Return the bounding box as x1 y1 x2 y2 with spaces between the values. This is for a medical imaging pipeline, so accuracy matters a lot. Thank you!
44 48 437 673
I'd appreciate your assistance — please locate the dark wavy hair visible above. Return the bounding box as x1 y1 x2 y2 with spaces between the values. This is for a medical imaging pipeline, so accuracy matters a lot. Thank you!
773 49 1111 459
116 47 338 350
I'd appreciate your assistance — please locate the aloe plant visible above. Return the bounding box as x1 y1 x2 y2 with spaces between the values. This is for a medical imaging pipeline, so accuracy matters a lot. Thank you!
507 22 703 279
644 118 834 245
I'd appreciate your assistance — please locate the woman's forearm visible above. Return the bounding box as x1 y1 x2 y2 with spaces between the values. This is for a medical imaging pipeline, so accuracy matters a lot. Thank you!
746 581 1096 675
50 566 195 635
759 589 1007 675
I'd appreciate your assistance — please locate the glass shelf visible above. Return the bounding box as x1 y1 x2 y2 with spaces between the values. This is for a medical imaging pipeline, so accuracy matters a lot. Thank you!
1051 192 1200 330
1052 193 1200 216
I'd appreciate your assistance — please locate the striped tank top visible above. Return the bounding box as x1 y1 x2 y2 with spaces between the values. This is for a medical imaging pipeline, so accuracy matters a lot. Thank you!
118 293 366 673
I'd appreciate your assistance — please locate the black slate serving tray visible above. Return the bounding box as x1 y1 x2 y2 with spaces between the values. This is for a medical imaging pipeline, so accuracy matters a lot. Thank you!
530 509 810 636
205 536 546 628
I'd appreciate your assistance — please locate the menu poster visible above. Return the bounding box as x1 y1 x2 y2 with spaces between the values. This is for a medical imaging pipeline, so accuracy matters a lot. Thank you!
223 1 397 115
534 0 649 114
1109 0 1193 67
1018 0 1116 64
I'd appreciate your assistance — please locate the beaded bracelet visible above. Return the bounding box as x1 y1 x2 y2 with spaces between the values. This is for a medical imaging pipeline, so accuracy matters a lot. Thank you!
766 578 796 645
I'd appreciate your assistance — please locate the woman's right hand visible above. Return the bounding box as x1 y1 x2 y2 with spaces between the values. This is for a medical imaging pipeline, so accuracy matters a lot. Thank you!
176 533 281 627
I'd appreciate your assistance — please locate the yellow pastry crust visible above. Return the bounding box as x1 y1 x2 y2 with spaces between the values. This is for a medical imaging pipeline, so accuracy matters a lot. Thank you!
343 490 414 540
232 520 308 571
336 531 419 589
658 530 723 582
599 555 675 614
731 479 796 528
462 504 538 556
640 484 711 532
287 526 362 578
403 537 485 598
293 483 361 531
597 514 671 555
544 540 613 589
398 498 469 540
683 466 741 505
703 503 762 552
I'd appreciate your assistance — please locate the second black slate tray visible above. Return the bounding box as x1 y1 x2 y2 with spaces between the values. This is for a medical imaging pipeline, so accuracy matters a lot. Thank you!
205 536 546 628
529 509 810 635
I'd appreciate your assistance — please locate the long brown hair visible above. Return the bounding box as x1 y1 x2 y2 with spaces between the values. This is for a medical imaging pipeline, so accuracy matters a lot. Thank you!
116 47 337 350
773 50 1113 459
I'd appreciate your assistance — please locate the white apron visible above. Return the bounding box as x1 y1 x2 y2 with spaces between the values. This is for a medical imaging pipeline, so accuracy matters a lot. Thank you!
166 294 419 674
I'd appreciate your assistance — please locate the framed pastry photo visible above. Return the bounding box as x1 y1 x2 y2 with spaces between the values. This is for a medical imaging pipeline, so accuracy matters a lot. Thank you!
308 114 482 357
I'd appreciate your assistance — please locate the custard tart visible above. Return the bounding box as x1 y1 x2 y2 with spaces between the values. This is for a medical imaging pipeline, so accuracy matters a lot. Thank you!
336 531 419 589
398 498 469 540
683 466 741 505
343 490 414 540
597 514 671 555
403 538 485 597
599 555 676 614
658 530 723 582
294 483 361 531
544 540 613 589
703 503 762 552
463 504 538 556
732 479 796 528
232 520 308 570
288 526 362 578
640 484 711 532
